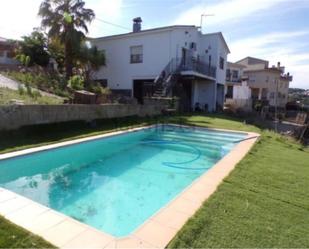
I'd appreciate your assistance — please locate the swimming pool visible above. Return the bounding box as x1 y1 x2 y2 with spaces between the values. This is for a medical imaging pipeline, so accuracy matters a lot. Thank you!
0 124 247 237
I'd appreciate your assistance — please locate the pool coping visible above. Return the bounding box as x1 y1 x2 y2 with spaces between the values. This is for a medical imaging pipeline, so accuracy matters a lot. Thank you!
0 124 260 248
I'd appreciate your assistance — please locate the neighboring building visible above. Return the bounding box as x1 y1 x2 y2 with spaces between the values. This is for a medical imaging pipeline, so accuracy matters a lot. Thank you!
237 57 292 108
0 37 18 65
225 62 252 111
91 18 230 111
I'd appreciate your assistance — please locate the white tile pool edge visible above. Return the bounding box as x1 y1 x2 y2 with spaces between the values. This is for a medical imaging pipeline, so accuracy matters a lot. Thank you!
0 124 260 248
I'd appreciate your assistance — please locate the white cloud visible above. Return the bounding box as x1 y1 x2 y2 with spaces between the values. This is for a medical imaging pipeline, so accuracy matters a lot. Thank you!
173 0 285 27
228 31 309 89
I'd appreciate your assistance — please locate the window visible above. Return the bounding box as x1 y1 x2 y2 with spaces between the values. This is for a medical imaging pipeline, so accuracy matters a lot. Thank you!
219 57 224 70
226 69 231 79
130 45 143 63
270 92 275 99
232 70 238 79
190 42 197 50
226 86 233 98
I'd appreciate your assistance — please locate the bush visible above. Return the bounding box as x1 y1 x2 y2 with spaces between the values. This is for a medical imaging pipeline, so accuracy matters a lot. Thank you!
18 85 25 95
3 71 71 98
25 83 33 96
32 90 42 100
68 75 84 90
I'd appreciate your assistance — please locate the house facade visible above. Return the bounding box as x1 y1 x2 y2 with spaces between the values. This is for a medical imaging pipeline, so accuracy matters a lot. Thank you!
224 62 252 111
237 57 292 108
91 19 230 111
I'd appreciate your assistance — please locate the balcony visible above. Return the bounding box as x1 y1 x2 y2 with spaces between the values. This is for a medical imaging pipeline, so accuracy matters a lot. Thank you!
179 57 216 79
226 75 242 83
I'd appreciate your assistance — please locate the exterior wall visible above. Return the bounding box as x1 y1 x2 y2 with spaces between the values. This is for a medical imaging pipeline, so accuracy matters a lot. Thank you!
245 70 289 107
237 57 269 70
91 27 199 93
233 81 251 99
192 80 216 111
0 103 167 131
199 34 228 85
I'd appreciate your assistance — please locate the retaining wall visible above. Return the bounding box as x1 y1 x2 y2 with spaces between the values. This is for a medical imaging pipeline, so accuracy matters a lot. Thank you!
0 103 166 131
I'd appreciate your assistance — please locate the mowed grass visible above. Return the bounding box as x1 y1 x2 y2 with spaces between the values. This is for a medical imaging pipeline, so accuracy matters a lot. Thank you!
168 116 309 248
0 114 308 248
0 216 54 248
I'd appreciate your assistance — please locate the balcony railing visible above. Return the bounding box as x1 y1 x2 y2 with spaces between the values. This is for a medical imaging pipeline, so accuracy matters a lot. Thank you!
179 57 216 78
226 76 241 83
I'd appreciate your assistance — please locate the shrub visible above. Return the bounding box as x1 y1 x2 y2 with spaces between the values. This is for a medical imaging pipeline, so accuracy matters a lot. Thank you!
25 83 33 97
68 75 84 90
32 90 42 100
18 85 25 95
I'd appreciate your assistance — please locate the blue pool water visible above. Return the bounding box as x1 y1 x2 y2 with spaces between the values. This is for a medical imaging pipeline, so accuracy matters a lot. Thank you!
0 125 247 237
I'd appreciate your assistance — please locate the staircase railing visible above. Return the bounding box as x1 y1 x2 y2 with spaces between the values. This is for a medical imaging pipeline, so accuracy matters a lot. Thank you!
154 58 182 96
153 56 217 97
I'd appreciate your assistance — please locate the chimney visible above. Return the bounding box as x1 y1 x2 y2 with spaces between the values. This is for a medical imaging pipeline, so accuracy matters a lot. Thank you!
277 61 281 69
133 17 142 32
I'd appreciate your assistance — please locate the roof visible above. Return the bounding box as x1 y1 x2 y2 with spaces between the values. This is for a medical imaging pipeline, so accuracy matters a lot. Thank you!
91 25 197 41
227 61 246 69
236 56 269 64
202 32 231 54
244 67 283 74
0 37 8 43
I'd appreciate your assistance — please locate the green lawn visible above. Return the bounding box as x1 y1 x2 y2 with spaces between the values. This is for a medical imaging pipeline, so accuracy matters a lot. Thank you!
0 87 62 105
0 114 308 248
0 216 54 248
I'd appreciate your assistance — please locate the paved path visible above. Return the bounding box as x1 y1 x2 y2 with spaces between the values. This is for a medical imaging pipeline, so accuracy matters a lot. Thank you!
0 74 20 90
0 73 63 99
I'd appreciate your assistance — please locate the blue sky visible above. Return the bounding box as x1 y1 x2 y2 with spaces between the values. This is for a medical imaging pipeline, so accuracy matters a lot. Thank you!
1 0 309 88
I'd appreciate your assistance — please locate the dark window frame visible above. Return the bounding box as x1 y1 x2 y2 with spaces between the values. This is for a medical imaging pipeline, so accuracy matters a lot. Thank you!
130 45 143 64
219 57 224 70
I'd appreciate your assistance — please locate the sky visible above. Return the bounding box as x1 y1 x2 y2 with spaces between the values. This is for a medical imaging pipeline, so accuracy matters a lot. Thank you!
0 0 309 89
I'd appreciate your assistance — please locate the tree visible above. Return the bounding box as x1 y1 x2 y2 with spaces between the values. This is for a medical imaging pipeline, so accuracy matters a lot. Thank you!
48 37 65 72
38 0 95 78
77 43 105 84
16 29 50 66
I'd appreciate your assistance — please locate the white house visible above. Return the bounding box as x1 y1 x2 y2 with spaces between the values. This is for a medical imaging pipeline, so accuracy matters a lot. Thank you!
91 18 230 111
225 62 252 111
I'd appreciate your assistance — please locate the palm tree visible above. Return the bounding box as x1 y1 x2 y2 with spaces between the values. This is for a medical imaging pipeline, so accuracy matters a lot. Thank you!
38 0 95 78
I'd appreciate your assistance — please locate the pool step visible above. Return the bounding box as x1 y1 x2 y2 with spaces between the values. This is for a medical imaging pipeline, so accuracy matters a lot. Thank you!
160 131 243 143
146 134 232 151
144 137 223 153
162 127 246 139
155 133 234 146
143 141 221 160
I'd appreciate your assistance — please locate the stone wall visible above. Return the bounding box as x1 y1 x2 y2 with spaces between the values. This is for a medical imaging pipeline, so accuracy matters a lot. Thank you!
225 98 252 112
0 103 166 131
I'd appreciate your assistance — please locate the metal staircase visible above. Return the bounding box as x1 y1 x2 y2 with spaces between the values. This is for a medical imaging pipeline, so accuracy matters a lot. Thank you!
153 58 181 97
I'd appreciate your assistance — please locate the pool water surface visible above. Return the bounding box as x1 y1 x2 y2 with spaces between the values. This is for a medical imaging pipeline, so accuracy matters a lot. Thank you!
0 125 247 237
